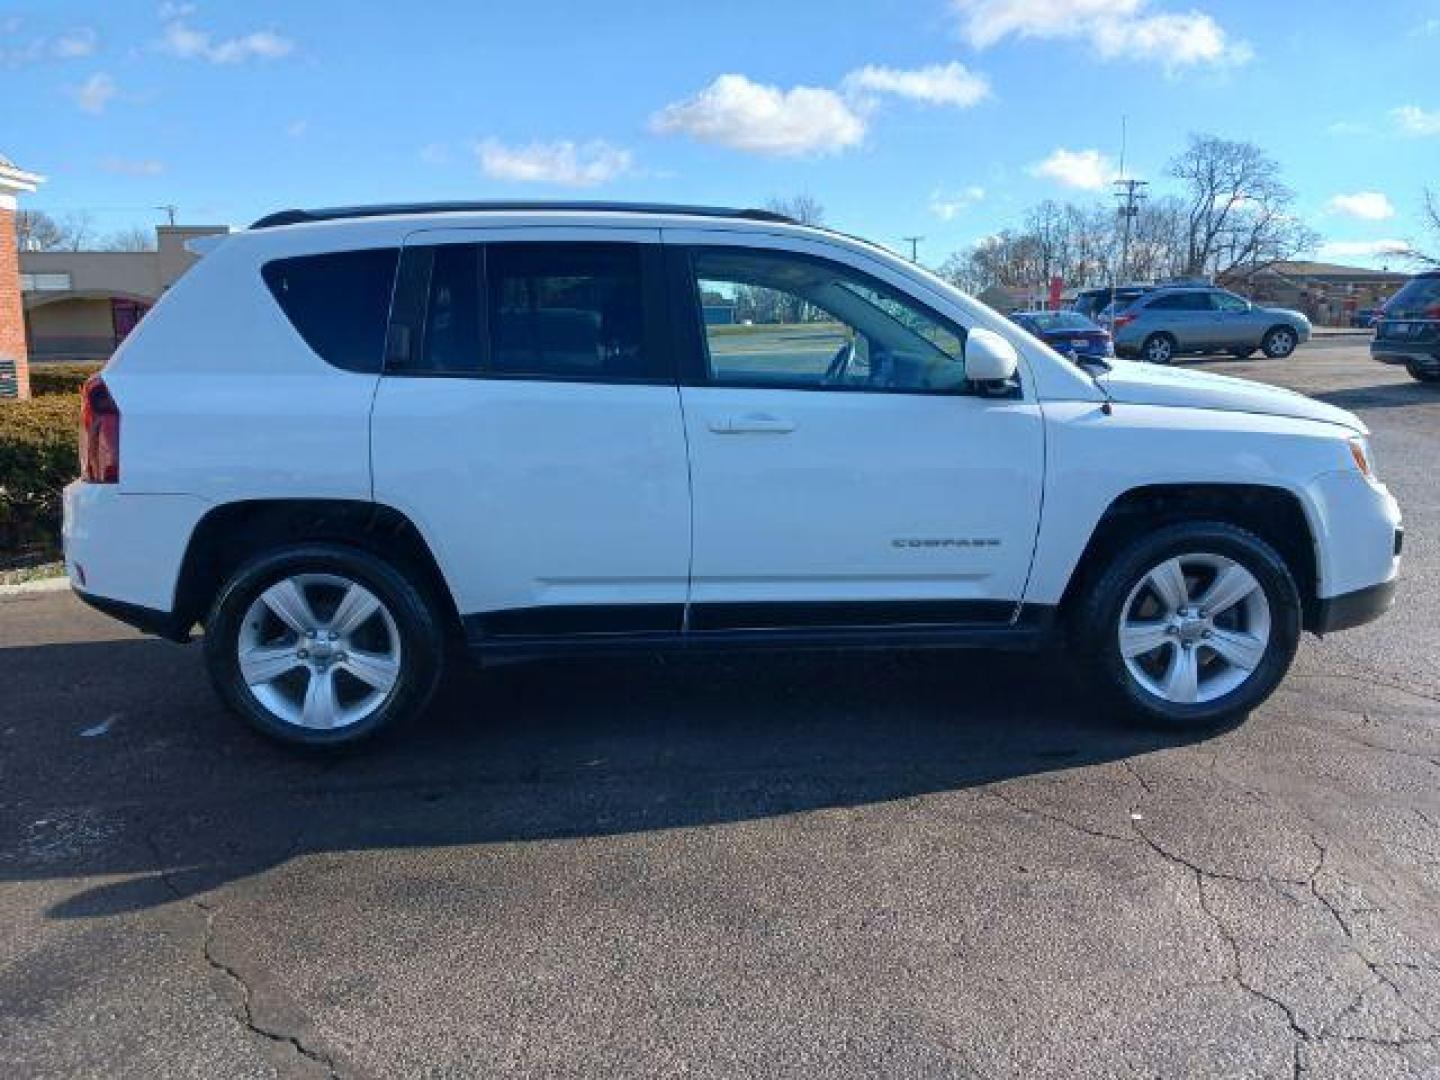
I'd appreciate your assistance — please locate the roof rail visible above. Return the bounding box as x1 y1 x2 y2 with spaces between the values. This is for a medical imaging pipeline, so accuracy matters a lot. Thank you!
249 201 797 230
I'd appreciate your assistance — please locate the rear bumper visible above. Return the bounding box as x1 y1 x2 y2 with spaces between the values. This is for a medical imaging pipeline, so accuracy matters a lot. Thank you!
1372 343 1439 370
62 483 209 631
1312 577 1397 634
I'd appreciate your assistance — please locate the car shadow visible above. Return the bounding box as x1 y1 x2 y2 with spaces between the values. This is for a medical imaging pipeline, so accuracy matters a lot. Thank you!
0 635 1213 919
1313 382 1440 411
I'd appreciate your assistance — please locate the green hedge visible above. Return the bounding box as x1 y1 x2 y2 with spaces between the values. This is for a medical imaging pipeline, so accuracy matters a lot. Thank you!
29 363 102 396
0 393 81 559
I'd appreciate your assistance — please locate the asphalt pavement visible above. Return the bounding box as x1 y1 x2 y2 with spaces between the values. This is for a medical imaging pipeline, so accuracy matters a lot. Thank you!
2 340 1438 1079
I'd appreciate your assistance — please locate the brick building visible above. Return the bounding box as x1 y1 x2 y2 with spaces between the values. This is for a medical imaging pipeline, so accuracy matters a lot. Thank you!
1 153 42 399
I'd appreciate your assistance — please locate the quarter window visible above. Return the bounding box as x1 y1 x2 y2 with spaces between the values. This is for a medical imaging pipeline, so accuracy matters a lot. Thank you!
690 248 969 393
262 248 399 373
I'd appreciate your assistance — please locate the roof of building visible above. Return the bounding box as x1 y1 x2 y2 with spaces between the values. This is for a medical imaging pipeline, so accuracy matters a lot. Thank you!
1261 260 1411 280
251 201 797 230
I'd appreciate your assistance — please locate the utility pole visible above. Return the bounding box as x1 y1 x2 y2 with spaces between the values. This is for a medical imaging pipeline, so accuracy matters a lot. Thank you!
1113 178 1148 285
901 235 923 264
155 204 178 226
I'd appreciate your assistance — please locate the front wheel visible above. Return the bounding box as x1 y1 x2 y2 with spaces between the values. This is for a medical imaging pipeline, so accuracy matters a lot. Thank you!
204 544 445 748
1072 522 1301 729
1261 327 1298 358
1141 333 1176 365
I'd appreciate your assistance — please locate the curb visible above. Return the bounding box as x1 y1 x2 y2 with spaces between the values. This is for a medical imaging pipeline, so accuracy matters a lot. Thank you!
0 576 71 598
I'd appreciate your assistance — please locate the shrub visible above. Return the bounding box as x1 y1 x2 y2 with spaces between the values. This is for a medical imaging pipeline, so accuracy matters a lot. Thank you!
29 363 102 396
0 393 81 558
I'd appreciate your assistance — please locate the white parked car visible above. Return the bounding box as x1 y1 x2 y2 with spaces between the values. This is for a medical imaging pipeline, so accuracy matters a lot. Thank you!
64 203 1403 747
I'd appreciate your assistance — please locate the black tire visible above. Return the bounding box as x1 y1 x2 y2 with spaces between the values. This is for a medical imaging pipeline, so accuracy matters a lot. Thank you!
1407 363 1440 383
204 544 445 748
1261 326 1298 358
1229 347 1256 359
1071 521 1302 730
1141 333 1176 365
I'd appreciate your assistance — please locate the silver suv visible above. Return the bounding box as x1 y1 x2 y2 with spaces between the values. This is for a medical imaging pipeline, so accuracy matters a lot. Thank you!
1112 286 1311 364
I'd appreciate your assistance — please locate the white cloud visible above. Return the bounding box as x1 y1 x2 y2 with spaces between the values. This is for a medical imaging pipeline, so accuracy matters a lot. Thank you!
651 74 865 157
2 22 98 64
1414 18 1440 37
1392 104 1440 136
951 0 1249 70
71 71 117 113
1316 239 1412 261
52 27 98 58
844 61 990 108
158 2 197 17
159 16 293 63
476 138 634 187
419 142 451 166
1326 120 1370 136
101 156 165 176
1028 147 1118 190
1326 192 1395 221
929 185 987 220
285 119 308 138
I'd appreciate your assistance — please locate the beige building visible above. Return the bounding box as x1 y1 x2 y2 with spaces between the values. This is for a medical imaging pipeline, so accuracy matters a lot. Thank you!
22 224 228 363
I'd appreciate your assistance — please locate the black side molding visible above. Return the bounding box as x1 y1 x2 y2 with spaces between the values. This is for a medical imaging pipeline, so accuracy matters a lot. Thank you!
73 589 193 643
1311 578 1396 635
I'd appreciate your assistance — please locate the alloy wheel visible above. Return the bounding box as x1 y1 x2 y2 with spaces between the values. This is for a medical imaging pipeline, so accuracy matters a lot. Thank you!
1144 336 1173 364
1117 553 1271 705
1266 330 1295 357
237 573 401 730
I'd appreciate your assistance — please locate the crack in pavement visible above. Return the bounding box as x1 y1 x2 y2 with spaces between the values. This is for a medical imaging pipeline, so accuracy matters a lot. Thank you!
144 831 342 1078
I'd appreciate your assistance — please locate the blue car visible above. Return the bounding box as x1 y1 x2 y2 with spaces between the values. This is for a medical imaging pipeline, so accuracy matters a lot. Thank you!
1011 309 1114 363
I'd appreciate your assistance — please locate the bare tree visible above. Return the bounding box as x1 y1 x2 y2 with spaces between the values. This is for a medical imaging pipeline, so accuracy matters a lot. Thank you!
101 226 157 252
764 194 825 226
15 210 72 251
1167 134 1315 279
1407 189 1439 267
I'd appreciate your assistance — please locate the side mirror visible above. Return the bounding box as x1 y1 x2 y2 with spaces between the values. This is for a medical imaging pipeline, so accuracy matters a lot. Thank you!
966 328 1020 384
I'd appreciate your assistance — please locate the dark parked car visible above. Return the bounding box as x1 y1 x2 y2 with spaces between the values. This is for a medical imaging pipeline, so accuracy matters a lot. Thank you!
1372 271 1440 383
1012 309 1113 363
1073 285 1155 323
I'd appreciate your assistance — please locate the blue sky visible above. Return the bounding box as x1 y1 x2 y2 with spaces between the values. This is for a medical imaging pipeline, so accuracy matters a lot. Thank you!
3 0 1437 268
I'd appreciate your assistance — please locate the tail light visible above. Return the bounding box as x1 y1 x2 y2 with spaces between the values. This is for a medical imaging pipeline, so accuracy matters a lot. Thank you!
1112 314 1136 330
79 374 120 484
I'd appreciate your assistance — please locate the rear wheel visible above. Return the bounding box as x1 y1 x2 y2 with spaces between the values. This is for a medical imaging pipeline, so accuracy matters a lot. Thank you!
1141 333 1176 365
204 544 445 748
1407 362 1439 383
1073 522 1301 729
1261 326 1298 358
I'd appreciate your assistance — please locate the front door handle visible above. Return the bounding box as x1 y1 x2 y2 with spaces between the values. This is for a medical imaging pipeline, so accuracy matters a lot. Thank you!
709 413 797 435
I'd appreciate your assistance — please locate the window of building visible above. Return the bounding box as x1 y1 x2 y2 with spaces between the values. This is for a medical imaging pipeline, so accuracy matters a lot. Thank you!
20 272 72 292
262 248 399 373
689 248 968 393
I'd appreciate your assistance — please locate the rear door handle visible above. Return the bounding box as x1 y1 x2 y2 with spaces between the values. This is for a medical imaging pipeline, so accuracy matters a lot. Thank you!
709 413 796 435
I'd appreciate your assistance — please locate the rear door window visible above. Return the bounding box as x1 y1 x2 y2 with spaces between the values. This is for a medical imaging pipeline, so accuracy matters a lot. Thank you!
262 248 399 373
487 243 649 380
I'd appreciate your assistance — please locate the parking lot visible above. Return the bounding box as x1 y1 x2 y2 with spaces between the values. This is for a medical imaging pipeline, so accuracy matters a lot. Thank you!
2 336 1437 1078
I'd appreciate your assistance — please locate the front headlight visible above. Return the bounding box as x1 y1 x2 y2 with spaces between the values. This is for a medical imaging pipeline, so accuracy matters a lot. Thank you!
1348 436 1375 480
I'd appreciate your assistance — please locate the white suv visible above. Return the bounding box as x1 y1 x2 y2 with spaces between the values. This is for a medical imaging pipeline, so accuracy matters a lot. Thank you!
63 203 1403 747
